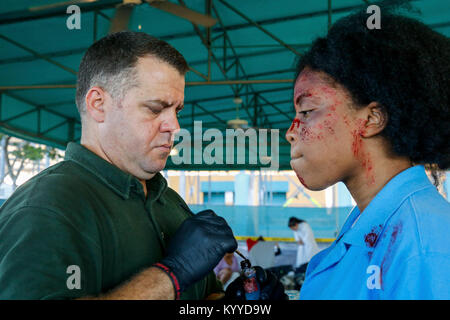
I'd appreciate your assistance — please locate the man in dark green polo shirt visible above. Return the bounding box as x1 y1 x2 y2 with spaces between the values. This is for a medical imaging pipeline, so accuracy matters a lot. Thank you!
0 31 238 300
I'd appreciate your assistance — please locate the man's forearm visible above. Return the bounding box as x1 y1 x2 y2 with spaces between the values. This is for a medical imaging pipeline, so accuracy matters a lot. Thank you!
79 266 175 300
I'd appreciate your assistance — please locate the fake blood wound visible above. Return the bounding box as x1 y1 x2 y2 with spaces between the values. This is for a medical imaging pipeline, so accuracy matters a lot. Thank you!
296 174 308 188
365 233 377 248
290 118 302 131
300 126 315 142
364 224 383 248
351 119 375 185
351 120 366 158
379 222 403 289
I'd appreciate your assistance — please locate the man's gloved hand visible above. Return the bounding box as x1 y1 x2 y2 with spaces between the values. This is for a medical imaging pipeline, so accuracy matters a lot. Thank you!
153 210 237 299
225 266 288 300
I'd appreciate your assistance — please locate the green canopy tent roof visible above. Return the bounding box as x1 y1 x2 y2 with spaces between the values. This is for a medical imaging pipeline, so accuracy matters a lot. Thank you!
0 0 449 170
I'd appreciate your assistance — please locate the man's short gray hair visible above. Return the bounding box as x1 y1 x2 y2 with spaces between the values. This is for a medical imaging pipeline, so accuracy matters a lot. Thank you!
76 31 189 115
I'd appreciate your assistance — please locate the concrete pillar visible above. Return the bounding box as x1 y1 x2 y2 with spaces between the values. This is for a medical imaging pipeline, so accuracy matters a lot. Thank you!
179 171 185 200
235 170 250 205
337 182 353 207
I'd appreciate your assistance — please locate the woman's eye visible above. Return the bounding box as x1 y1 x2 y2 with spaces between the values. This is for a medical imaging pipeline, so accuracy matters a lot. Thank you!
299 110 313 118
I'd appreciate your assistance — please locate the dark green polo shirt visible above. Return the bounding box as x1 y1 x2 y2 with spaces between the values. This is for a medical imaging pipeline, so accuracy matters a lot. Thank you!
0 142 222 299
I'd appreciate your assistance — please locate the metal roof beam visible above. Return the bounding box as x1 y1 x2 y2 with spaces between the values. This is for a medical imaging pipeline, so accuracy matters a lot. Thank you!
189 46 308 67
186 79 293 85
192 101 228 124
0 34 77 76
217 0 302 56
180 98 293 121
0 47 87 66
0 121 70 147
1 92 80 125
177 0 240 100
257 93 293 122
0 0 121 25
186 85 293 105
37 84 294 108
211 2 269 124
0 2 364 37
0 79 293 91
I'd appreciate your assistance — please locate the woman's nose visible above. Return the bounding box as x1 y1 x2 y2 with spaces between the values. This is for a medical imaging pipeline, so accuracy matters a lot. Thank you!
286 120 299 144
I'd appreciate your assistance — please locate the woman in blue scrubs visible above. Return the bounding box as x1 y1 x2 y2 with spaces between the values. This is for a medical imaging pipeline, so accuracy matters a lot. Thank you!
286 9 450 299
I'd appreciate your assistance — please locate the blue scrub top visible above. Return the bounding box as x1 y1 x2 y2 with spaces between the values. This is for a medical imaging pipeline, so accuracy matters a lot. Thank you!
300 166 450 299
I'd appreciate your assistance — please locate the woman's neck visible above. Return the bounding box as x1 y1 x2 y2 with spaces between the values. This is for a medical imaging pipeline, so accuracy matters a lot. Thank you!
345 156 412 213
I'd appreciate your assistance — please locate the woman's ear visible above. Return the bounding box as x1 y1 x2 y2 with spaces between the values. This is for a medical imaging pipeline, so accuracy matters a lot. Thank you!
85 86 106 123
361 102 388 138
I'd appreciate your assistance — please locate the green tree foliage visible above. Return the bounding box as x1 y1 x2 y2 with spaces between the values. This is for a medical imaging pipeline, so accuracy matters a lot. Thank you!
0 133 62 189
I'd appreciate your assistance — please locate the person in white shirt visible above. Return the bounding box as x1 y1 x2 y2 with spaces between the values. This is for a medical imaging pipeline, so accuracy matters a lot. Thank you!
288 217 320 270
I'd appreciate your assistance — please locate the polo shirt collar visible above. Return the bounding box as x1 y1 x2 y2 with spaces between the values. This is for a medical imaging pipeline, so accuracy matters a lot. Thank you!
64 142 167 201
340 165 432 249
146 172 168 204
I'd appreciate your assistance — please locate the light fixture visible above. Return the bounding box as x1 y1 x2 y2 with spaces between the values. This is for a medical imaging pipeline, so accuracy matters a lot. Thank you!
233 96 243 105
227 96 248 129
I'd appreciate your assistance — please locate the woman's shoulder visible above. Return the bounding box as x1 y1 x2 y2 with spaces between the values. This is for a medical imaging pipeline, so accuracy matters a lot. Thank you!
395 186 450 256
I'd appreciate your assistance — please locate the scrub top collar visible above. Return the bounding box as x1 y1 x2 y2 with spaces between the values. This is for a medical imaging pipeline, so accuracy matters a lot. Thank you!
339 165 433 250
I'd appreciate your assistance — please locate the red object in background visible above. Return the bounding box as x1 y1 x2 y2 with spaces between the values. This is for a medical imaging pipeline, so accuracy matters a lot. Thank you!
246 238 258 251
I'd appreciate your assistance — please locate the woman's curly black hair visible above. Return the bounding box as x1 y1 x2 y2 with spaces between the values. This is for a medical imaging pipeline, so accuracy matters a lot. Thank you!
295 6 450 171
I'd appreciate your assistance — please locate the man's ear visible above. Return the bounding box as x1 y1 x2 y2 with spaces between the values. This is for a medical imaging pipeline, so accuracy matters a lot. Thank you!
85 86 106 123
361 102 388 138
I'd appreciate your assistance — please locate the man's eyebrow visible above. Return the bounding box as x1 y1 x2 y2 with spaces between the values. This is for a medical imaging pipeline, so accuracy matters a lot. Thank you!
145 99 171 107
145 99 183 109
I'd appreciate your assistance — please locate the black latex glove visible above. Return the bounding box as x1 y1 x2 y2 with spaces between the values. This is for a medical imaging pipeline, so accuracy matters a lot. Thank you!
155 210 237 298
225 266 289 300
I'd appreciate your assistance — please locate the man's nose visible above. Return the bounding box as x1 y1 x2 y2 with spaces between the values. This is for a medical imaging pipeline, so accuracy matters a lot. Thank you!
161 110 180 134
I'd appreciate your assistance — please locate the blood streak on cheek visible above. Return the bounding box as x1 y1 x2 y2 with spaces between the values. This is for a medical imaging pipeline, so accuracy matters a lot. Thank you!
322 119 335 135
342 115 351 127
300 126 315 142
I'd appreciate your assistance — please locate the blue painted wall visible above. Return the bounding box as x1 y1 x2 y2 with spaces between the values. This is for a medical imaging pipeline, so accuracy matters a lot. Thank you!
190 204 351 239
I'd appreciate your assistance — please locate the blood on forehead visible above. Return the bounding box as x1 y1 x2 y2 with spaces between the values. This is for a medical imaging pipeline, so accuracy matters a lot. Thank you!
294 70 339 105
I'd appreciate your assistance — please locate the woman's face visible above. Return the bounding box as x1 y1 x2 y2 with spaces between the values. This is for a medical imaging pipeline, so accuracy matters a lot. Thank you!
286 68 371 190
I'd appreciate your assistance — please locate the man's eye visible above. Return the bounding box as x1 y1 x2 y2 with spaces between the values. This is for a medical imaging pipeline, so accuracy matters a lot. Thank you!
147 105 162 114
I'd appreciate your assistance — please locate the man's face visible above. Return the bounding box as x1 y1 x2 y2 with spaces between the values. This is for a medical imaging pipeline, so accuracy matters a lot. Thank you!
99 56 185 180
286 69 366 190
